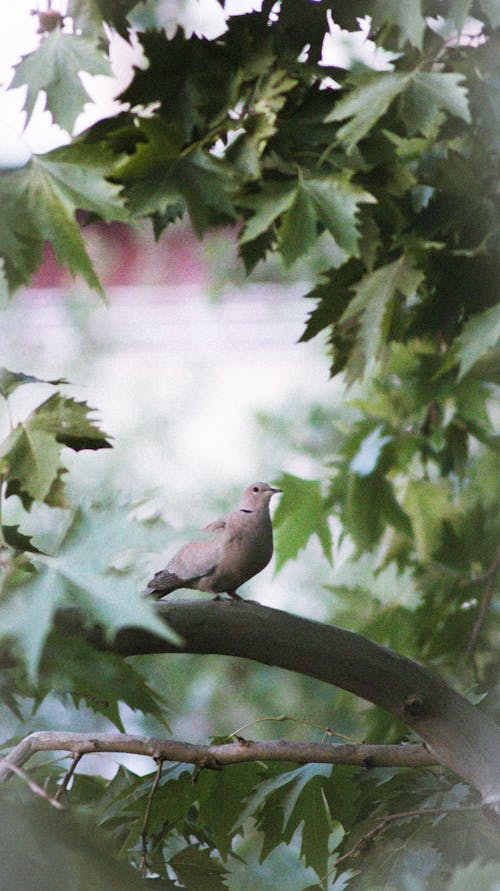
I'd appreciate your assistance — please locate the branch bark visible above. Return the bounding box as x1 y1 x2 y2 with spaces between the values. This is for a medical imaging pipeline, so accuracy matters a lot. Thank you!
62 599 500 806
0 731 436 782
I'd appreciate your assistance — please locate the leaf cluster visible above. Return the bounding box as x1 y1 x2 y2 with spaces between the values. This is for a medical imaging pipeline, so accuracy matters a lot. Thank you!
0 371 175 719
4 748 498 891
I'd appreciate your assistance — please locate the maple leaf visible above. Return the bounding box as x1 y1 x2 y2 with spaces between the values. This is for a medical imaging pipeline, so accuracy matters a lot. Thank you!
0 394 111 508
239 175 374 265
456 304 500 380
340 254 425 381
11 30 110 133
0 143 127 295
272 473 332 569
0 500 180 681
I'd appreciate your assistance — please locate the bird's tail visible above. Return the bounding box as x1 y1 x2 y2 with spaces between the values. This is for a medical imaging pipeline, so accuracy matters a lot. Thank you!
144 569 183 599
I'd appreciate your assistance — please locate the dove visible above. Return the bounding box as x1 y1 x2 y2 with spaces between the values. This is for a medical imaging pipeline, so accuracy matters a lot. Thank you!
146 482 282 601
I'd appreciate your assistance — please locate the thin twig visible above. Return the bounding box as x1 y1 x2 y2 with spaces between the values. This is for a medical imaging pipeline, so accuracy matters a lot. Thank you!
140 758 164 873
466 548 500 663
0 756 64 810
230 714 359 744
328 801 485 873
54 752 84 802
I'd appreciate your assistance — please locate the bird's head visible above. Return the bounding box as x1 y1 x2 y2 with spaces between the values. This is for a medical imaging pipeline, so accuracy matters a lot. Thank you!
239 482 282 512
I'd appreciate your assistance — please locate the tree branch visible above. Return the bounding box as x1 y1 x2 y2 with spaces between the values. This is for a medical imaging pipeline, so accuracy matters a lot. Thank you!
0 731 436 783
0 756 64 809
58 599 500 805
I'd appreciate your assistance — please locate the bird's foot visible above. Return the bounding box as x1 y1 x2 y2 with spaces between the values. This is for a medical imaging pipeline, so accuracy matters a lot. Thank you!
227 590 243 601
212 591 244 603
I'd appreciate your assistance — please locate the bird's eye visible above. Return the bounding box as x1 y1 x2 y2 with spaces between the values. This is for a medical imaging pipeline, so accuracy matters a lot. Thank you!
252 486 259 493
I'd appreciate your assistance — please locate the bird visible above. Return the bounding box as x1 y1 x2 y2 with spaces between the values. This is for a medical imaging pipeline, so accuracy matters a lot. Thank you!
146 481 282 601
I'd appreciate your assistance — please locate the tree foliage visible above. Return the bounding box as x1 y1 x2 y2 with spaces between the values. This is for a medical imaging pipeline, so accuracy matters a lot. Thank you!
0 1 499 889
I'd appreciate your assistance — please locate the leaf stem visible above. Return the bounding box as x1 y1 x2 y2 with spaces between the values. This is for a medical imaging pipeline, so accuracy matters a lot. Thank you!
54 752 83 802
140 757 164 873
230 714 359 743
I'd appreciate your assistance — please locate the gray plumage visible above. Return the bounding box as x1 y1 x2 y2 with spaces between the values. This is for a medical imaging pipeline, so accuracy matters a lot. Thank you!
146 482 282 601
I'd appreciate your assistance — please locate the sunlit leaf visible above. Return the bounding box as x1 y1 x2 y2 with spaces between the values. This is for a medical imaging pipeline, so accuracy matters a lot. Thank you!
11 30 110 133
326 72 407 151
0 369 68 399
0 394 111 506
456 303 500 380
273 473 332 569
340 254 424 380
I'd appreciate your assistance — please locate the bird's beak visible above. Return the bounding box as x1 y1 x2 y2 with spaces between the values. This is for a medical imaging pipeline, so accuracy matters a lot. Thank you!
269 487 283 495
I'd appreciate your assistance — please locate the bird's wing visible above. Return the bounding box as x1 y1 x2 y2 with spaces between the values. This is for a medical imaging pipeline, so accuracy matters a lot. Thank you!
167 535 220 582
204 517 227 533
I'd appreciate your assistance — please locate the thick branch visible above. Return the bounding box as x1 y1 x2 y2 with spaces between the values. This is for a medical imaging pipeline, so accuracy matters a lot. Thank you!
60 599 500 805
0 731 435 782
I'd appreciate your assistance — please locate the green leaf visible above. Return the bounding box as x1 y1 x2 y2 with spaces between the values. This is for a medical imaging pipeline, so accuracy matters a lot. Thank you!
176 151 237 237
169 845 228 891
37 392 113 451
146 767 196 834
280 766 338 877
225 838 319 891
0 417 62 505
404 480 452 561
0 564 68 681
238 764 338 877
356 836 443 889
0 369 68 399
298 784 339 877
240 171 374 262
0 501 180 680
368 0 426 48
238 181 297 245
116 118 236 234
400 72 471 136
299 261 365 345
0 393 111 506
1 524 45 555
0 793 173 891
40 631 168 729
197 762 260 859
328 70 470 151
277 184 318 268
342 472 410 549
90 0 139 37
340 255 424 379
326 72 407 151
456 303 500 380
11 30 110 133
273 473 332 569
228 69 298 180
447 859 500 891
45 503 181 642
301 176 376 257
0 143 126 295
478 0 500 26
